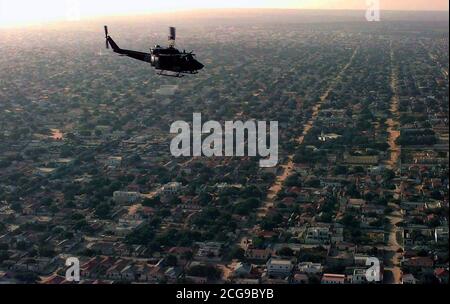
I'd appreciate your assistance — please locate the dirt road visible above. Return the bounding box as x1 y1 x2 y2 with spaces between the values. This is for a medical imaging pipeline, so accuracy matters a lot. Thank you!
257 47 360 219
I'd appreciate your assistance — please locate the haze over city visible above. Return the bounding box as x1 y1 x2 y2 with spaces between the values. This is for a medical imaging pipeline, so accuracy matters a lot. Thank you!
0 0 449 28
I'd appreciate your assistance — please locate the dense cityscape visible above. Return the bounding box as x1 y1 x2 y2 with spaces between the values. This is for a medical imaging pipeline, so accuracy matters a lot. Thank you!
0 10 448 285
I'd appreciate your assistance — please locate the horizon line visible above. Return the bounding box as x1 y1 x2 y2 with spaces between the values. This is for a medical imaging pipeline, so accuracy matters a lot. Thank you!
1 7 448 30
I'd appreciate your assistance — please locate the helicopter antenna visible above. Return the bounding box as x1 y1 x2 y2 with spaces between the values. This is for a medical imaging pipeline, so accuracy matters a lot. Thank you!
168 27 176 48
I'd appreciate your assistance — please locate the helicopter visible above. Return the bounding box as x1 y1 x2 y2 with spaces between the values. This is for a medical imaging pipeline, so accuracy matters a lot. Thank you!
104 26 204 77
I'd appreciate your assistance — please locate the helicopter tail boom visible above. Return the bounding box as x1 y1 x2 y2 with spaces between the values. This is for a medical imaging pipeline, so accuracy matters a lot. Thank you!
104 26 152 63
107 37 122 53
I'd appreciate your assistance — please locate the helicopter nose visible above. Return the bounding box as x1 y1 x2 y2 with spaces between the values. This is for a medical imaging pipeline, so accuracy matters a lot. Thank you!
194 60 204 70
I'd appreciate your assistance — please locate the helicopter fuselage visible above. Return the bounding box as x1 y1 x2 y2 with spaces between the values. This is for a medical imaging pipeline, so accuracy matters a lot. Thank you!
104 26 204 77
150 46 204 73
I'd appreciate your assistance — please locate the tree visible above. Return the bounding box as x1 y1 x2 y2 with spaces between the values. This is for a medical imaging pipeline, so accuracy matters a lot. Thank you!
143 196 161 207
383 169 396 181
74 219 88 231
241 185 263 199
165 255 178 267
284 174 301 187
277 247 294 257
187 265 222 280
341 214 359 228
0 222 6 234
198 192 213 205
95 203 112 219
334 165 348 175
227 246 245 260
15 272 39 283
260 213 283 231
39 246 56 258
79 130 91 137
305 179 321 188
0 251 9 263
16 241 31 251
234 198 260 216
0 159 11 169
125 224 155 245
252 237 265 249
182 250 194 261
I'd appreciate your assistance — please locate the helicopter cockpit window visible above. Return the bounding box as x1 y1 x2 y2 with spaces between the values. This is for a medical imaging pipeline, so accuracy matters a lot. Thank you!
151 55 158 66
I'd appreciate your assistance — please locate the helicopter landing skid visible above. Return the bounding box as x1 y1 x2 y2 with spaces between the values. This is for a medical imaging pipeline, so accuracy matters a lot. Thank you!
157 70 184 78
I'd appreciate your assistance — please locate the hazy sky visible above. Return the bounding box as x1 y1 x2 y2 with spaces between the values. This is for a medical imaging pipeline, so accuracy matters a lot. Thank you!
0 0 448 27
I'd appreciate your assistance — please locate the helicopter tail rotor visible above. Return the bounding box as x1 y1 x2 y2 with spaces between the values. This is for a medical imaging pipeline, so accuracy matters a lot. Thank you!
104 25 110 49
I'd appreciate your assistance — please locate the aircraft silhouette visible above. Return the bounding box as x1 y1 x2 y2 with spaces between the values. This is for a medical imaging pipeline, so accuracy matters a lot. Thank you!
105 26 204 77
